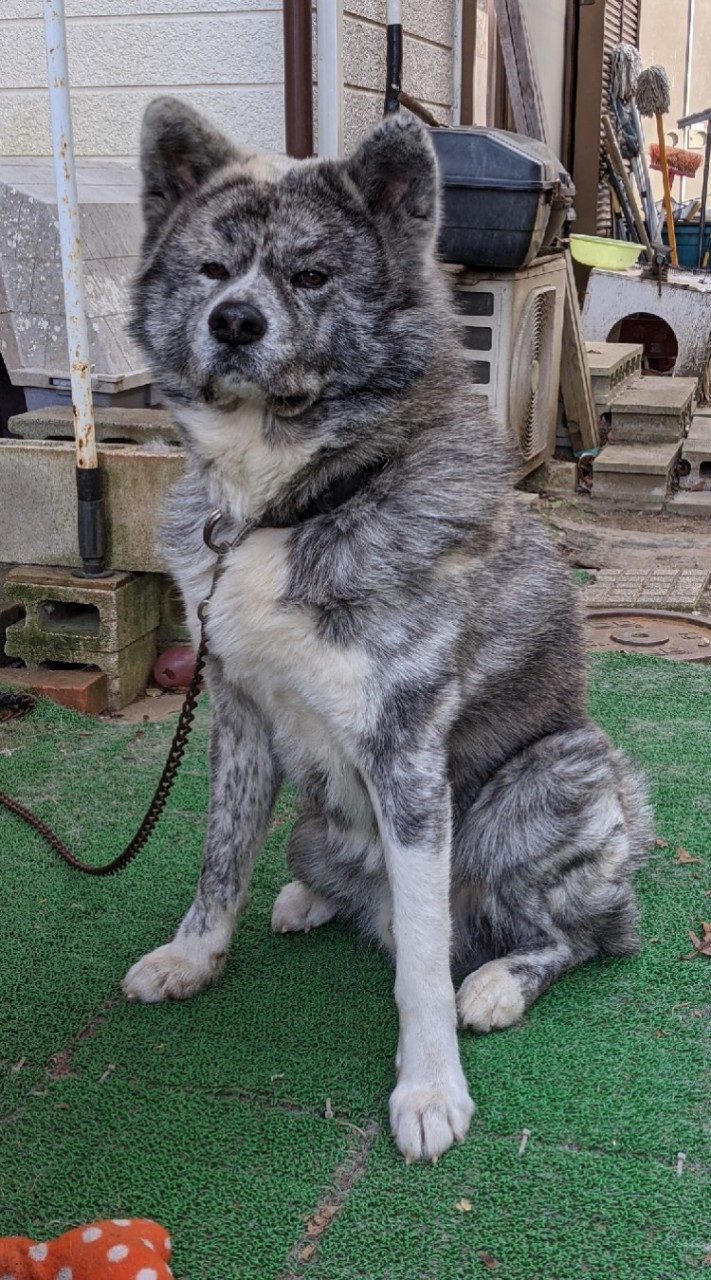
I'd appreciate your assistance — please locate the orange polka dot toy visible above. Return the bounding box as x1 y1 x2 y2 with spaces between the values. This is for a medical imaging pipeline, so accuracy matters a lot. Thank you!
0 1218 173 1280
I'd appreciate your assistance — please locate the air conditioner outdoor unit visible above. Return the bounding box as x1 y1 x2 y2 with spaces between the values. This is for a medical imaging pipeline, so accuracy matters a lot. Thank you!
454 254 567 477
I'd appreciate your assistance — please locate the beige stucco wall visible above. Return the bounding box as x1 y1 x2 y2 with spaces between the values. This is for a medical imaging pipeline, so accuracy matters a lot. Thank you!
0 0 456 162
639 0 711 203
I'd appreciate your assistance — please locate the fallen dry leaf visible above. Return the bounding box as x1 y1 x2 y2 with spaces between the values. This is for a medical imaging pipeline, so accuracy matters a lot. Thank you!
299 1245 316 1263
675 847 702 864
477 1252 500 1270
655 838 669 849
455 1199 472 1212
682 921 711 960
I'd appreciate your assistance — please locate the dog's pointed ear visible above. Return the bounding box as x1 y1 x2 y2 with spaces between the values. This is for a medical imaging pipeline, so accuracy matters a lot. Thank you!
344 114 439 244
139 97 239 237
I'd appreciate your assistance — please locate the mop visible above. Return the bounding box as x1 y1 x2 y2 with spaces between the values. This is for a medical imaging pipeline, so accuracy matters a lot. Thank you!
609 43 658 241
636 66 678 265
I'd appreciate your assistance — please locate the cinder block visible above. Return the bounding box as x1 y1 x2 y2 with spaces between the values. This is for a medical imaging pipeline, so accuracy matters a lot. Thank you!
680 414 711 484
593 440 681 511
8 405 179 446
666 490 711 518
4 566 159 658
608 376 696 444
4 567 159 710
585 341 643 412
0 666 109 716
0 439 185 573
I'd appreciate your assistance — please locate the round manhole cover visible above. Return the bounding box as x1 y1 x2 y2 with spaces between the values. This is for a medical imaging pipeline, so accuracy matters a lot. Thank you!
586 610 711 661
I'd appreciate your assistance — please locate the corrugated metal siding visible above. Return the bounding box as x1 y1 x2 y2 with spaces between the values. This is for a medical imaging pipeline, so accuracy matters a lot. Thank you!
597 0 640 232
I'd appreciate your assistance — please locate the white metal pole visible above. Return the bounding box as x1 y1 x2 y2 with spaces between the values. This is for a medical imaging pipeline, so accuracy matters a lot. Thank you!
452 0 464 127
42 0 97 472
680 0 696 205
316 0 343 158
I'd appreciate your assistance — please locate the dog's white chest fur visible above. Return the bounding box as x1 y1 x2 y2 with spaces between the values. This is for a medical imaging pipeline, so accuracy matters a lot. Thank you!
207 526 371 789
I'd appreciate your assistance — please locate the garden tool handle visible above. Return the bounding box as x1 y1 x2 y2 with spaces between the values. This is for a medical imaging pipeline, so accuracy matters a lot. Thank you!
602 115 654 263
655 115 678 266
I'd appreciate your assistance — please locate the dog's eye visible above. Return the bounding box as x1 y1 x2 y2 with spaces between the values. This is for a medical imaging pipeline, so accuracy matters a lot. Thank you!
292 269 329 290
200 262 229 281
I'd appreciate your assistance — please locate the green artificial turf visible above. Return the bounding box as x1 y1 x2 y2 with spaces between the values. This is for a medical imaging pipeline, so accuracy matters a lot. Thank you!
1 653 710 1279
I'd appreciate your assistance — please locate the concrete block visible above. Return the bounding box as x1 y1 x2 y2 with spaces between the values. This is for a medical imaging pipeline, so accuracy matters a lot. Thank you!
0 439 185 573
4 566 160 710
8 405 179 445
585 341 643 411
608 376 696 444
667 490 711 518
4 566 160 658
680 414 711 483
522 459 577 495
0 665 108 716
593 440 681 510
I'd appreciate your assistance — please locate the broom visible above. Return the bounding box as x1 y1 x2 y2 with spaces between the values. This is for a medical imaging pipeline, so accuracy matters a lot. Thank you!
636 66 678 265
649 142 702 182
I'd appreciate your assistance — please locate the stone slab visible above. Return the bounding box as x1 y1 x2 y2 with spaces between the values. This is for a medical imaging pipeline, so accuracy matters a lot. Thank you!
667 491 711 517
0 439 185 573
609 376 697 414
593 441 681 510
0 666 108 716
4 566 160 656
594 441 682 475
583 567 710 611
8 406 179 446
609 376 696 445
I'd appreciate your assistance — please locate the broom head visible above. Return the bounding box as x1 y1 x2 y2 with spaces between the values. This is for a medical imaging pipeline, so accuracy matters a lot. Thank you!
649 143 703 178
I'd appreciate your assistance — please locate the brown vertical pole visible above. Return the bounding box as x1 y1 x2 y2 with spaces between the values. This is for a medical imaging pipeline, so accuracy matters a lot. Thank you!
283 0 314 158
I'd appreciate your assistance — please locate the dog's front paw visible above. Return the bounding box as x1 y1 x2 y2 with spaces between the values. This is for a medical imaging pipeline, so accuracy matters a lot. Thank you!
271 880 337 934
389 1075 474 1163
456 960 526 1033
122 940 227 1004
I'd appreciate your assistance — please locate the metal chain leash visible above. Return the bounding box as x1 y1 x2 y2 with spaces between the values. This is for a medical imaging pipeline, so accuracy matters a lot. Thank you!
0 510 252 877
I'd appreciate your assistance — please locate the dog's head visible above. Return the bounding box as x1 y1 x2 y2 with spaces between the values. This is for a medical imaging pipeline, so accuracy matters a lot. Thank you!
131 98 444 420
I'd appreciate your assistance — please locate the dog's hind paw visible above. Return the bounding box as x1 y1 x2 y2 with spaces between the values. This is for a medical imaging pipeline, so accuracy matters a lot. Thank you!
122 940 227 1004
271 880 338 934
389 1076 475 1163
456 960 526 1033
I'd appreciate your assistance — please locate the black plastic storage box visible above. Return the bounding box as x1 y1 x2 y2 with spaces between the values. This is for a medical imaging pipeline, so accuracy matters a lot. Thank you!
429 126 575 271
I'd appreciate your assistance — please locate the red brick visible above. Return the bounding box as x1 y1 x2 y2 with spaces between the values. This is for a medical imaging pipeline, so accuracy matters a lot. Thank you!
0 667 108 716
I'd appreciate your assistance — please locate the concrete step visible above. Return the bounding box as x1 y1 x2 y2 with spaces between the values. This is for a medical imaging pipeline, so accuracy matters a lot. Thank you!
585 341 643 412
667 490 711 518
8 405 178 445
608 376 697 444
593 440 682 511
681 413 711 482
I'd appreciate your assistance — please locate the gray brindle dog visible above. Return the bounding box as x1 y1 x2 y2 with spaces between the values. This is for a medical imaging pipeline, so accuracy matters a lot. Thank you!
123 99 653 1162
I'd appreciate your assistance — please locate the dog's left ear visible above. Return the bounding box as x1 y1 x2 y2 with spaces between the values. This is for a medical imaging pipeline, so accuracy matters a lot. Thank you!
345 114 439 245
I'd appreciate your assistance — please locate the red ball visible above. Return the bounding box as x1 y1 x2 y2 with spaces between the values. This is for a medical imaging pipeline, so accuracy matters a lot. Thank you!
153 646 197 690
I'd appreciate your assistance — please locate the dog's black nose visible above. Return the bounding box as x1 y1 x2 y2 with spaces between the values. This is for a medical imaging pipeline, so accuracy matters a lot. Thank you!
208 300 268 346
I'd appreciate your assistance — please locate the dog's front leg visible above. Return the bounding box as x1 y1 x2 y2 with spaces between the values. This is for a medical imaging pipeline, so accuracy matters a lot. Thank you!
367 752 475 1162
123 671 279 1003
